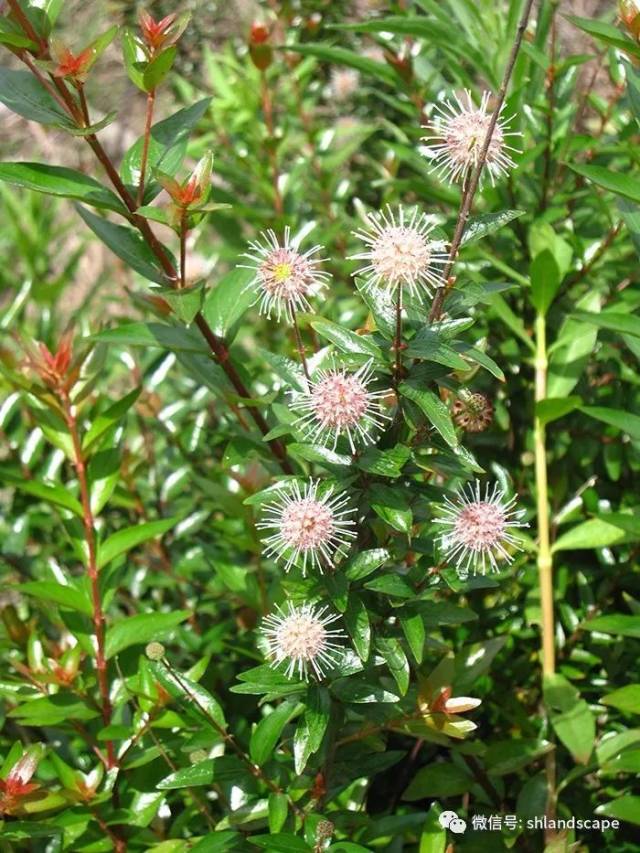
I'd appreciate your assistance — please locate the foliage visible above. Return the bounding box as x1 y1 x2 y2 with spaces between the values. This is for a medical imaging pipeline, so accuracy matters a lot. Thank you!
0 1 639 851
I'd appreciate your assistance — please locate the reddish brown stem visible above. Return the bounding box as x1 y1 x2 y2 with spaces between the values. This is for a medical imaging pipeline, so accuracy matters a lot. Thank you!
60 390 115 769
7 0 45 52
429 0 536 323
393 288 403 386
179 211 187 289
12 35 293 474
137 89 156 208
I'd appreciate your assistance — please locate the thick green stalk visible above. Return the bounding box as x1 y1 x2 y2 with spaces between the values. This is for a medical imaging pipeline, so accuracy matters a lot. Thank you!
534 312 555 675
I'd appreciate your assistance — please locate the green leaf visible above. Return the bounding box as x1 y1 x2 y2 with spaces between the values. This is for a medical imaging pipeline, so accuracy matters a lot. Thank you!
403 762 472 800
18 581 92 615
548 290 600 397
98 517 177 569
249 835 312 852
293 685 330 774
202 268 258 340
400 612 426 664
93 322 209 354
249 700 297 766
581 614 640 638
581 406 640 441
311 318 384 361
571 311 640 338
157 281 205 326
0 67 73 127
368 483 412 533
535 396 581 425
149 659 226 728
105 609 189 658
76 205 168 284
344 594 371 661
529 249 561 315
601 685 640 715
344 548 389 582
596 796 640 826
0 470 82 516
461 210 525 245
157 756 243 789
9 694 99 725
357 444 410 478
143 46 176 91
0 162 125 213
565 14 640 60
568 162 640 204
268 793 289 835
285 43 398 86
552 517 630 552
82 387 141 451
331 677 399 704
484 739 553 776
377 637 410 695
419 803 446 853
399 383 458 448
121 98 211 188
544 674 595 764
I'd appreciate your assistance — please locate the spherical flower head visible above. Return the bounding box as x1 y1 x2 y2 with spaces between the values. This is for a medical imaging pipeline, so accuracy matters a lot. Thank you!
421 90 520 186
329 67 360 101
291 361 391 453
262 601 345 679
257 480 356 574
240 227 330 322
350 206 448 297
434 480 528 576
452 392 493 433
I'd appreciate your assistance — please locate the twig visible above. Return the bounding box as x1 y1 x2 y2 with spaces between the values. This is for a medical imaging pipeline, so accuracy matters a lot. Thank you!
563 221 622 288
393 288 404 385
291 307 310 381
429 0 536 322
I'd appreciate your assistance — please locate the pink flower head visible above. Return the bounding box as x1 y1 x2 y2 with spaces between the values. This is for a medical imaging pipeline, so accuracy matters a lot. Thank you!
241 227 330 322
421 90 520 186
262 601 345 679
329 68 360 101
291 361 391 453
434 480 528 575
350 206 448 297
257 480 356 574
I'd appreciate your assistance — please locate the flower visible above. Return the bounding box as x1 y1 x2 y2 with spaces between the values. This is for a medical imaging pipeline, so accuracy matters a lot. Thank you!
291 361 391 453
257 480 356 574
329 68 360 101
350 206 448 297
434 480 528 575
421 90 520 185
262 601 345 679
138 9 189 55
452 392 493 433
241 227 330 322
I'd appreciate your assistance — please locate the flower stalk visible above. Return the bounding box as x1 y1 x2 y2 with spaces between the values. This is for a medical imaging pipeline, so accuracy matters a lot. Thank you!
534 312 555 676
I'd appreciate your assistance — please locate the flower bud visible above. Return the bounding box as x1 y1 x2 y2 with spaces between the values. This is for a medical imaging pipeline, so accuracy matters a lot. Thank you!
146 641 165 661
249 22 273 71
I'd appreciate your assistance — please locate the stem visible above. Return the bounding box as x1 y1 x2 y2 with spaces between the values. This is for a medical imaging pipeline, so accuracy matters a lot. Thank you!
60 390 115 769
393 287 403 385
13 39 293 475
539 8 557 213
291 307 310 381
163 658 304 819
137 89 156 208
179 211 187 289
534 313 555 677
429 0 536 323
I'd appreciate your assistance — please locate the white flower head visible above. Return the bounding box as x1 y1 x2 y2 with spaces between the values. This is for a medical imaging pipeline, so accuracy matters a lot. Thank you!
291 361 391 453
257 479 357 574
329 67 360 101
421 90 520 185
241 227 330 322
350 205 448 297
262 601 345 680
434 480 528 576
